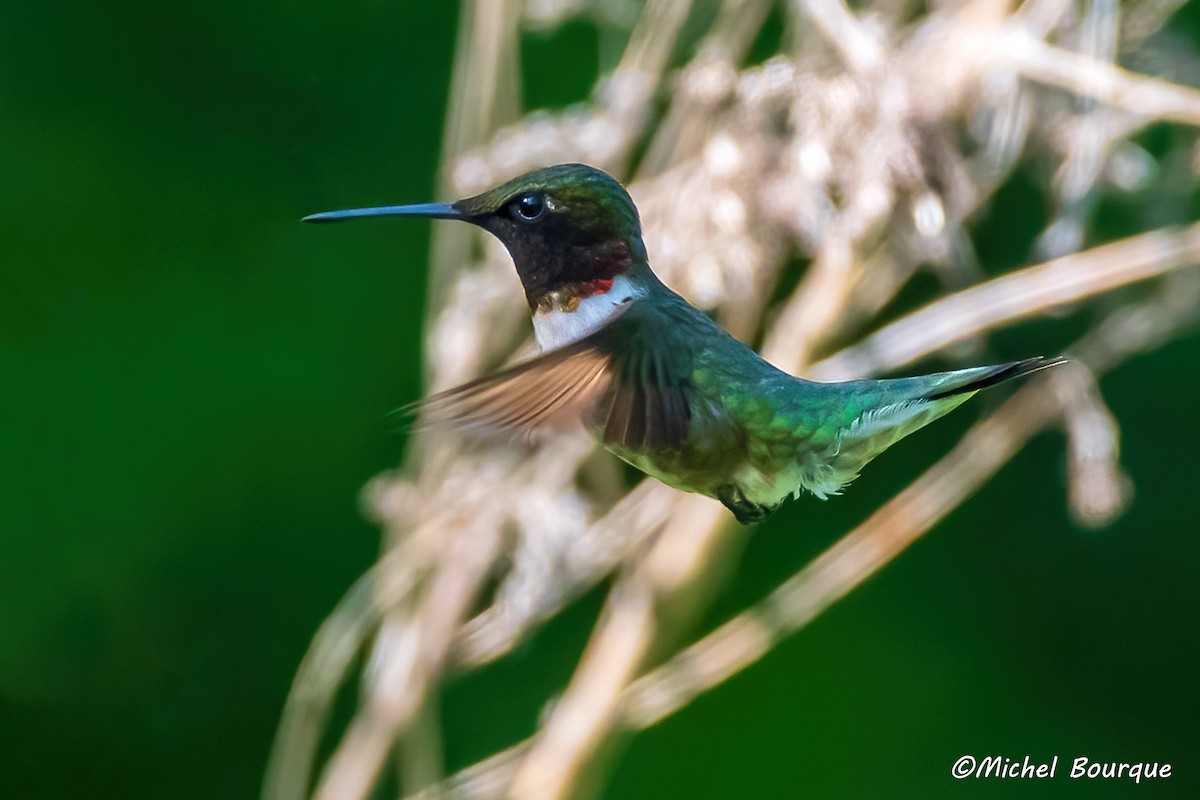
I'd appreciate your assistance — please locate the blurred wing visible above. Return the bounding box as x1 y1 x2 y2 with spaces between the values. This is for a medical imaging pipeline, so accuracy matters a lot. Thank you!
412 341 613 438
414 306 696 450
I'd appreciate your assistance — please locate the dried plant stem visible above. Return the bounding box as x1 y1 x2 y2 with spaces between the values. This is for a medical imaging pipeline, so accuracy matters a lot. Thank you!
311 518 503 800
763 238 856 367
453 477 674 667
810 221 1200 381
508 580 658 799
1004 32 1200 126
617 0 696 77
264 541 428 800
1057 366 1130 526
795 0 883 71
429 0 522 308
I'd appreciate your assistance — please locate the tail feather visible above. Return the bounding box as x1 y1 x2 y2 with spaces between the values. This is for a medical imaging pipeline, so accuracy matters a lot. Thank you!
923 355 1067 401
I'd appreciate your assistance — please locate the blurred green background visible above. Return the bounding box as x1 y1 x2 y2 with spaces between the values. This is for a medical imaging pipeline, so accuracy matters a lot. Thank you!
1 2 1197 798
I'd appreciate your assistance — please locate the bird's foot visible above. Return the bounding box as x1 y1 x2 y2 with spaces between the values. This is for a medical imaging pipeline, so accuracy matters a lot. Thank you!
716 485 776 525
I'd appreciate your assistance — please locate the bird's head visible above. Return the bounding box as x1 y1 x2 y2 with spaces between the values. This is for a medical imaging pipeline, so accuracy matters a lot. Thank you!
305 163 648 311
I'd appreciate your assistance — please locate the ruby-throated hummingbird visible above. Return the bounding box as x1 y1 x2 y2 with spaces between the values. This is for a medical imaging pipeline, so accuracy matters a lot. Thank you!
305 164 1063 523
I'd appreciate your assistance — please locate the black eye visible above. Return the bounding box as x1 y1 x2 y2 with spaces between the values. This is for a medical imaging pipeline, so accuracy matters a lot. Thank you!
513 192 547 222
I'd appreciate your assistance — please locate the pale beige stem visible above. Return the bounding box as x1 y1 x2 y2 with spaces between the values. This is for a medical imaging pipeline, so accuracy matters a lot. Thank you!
1001 33 1200 126
507 489 747 800
810 222 1200 381
794 0 883 71
1055 364 1131 527
428 0 523 311
264 542 425 800
507 581 657 799
617 0 697 76
314 520 503 800
763 236 857 368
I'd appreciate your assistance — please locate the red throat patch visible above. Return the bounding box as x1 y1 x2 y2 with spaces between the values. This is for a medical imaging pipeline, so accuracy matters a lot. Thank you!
537 238 631 312
536 278 617 312
581 277 614 296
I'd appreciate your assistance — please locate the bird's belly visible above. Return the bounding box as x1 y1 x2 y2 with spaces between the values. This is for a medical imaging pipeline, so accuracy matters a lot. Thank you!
734 443 865 505
603 441 780 505
604 445 713 497
731 458 824 506
599 435 740 499
604 424 854 508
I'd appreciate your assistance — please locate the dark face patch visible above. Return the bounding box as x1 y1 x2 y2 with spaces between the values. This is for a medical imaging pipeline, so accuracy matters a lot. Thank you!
454 164 648 309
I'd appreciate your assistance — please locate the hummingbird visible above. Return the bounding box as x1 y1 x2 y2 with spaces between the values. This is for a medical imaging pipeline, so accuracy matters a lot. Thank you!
305 164 1063 524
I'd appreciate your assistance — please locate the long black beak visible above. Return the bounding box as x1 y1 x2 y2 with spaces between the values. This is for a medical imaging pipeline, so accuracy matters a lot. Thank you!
302 202 464 224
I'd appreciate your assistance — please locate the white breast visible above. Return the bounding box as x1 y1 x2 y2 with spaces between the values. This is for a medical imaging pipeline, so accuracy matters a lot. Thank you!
532 274 641 351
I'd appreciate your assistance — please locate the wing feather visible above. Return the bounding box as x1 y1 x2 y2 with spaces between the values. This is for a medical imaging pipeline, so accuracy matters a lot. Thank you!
411 302 698 449
412 341 612 438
